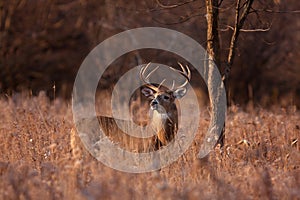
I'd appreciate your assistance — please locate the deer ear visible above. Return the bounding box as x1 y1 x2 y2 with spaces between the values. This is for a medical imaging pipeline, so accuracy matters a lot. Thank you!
141 87 154 97
173 88 187 99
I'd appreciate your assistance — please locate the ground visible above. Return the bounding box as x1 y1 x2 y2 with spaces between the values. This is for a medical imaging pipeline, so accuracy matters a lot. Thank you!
0 92 299 199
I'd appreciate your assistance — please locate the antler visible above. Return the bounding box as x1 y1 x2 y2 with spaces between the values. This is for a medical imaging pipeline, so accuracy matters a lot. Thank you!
140 63 160 91
140 62 191 90
170 62 191 89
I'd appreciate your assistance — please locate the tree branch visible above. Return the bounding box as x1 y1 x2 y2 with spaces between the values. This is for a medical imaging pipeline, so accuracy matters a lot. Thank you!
156 0 177 8
224 0 254 80
260 9 300 14
152 12 203 25
155 0 198 9
219 24 271 32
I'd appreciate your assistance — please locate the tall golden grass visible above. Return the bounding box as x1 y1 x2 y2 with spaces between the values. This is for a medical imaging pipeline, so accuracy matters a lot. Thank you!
0 92 299 199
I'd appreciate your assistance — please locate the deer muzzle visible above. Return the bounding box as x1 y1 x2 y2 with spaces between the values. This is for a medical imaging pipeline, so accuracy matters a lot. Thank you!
150 99 158 110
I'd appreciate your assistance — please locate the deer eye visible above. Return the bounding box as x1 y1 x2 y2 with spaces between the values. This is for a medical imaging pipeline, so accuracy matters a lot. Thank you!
163 95 170 100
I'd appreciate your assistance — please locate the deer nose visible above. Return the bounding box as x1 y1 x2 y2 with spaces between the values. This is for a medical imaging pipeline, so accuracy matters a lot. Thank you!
150 99 159 110
151 99 158 107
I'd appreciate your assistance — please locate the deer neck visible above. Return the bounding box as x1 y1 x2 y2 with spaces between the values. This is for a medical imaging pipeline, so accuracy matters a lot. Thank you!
150 110 177 145
150 110 172 131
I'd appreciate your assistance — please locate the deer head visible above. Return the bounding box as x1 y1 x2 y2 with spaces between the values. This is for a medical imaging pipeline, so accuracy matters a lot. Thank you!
140 62 191 114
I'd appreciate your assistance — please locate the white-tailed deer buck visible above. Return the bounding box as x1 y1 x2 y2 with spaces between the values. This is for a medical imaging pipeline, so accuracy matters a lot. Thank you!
74 63 191 154
139 63 191 149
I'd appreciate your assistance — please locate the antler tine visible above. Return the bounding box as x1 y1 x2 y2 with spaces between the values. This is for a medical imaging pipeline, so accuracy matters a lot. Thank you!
171 80 175 90
140 63 161 92
177 62 191 81
158 79 166 89
145 65 159 81
140 62 152 84
169 62 191 89
177 62 187 75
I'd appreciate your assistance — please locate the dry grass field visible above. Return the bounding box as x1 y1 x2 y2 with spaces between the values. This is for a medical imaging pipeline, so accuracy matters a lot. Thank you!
0 92 299 200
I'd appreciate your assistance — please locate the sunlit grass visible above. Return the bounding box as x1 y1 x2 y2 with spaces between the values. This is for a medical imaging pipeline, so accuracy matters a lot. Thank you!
0 92 299 199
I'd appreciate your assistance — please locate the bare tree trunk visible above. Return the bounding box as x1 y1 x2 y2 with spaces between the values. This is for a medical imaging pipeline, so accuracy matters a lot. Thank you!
205 0 225 148
206 0 220 67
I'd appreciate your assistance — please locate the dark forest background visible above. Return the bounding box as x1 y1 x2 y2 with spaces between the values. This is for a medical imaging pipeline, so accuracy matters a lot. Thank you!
1 0 299 107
